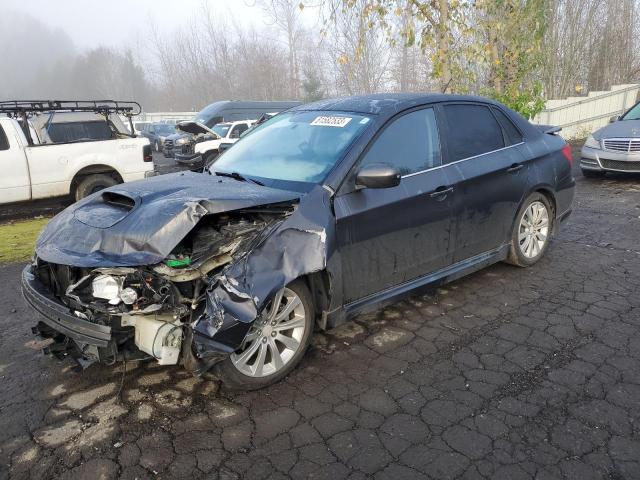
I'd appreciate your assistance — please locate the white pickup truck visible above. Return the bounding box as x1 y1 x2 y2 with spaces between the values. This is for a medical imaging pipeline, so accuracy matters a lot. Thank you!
0 102 154 205
174 120 255 169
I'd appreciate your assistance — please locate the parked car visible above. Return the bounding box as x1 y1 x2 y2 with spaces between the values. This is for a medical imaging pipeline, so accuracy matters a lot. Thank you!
163 100 300 158
0 101 153 204
22 94 574 390
140 122 177 152
174 119 255 169
580 101 640 176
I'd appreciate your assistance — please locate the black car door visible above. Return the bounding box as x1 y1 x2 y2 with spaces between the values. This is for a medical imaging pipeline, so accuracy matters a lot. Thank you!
440 103 528 263
334 107 455 303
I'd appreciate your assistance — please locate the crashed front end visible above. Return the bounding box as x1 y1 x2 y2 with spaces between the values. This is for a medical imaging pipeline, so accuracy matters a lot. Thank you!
21 172 332 374
23 207 293 371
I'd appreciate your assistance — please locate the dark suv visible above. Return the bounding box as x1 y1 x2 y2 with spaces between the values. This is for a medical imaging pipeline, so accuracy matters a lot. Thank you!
23 94 574 390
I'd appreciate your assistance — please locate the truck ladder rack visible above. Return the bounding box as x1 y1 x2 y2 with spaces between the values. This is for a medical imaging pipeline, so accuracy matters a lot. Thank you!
0 100 142 117
0 100 142 144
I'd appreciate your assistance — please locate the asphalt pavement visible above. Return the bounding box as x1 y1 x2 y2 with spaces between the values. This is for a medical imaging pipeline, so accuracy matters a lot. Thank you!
1 153 640 479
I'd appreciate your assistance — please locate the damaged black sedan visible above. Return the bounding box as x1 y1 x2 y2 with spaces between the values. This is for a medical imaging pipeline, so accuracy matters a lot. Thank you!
22 94 575 389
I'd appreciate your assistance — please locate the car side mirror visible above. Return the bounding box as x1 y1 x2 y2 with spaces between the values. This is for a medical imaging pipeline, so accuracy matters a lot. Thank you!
610 115 620 123
355 163 401 190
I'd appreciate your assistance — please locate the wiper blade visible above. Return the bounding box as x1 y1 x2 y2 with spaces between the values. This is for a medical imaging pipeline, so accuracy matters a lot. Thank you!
214 170 264 186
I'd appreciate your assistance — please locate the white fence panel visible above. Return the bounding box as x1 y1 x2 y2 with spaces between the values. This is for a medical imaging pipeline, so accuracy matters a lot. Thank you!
139 112 197 123
532 84 640 139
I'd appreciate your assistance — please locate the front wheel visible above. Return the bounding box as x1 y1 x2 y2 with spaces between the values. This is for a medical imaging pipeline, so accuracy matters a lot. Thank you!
215 280 314 390
506 192 554 267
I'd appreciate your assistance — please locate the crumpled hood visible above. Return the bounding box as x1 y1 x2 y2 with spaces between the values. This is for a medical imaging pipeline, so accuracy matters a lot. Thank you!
593 119 640 139
176 120 219 138
35 171 301 267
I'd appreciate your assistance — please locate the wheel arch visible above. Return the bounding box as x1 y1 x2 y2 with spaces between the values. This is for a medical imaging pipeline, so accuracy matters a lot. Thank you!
507 186 558 246
298 269 333 330
70 165 124 196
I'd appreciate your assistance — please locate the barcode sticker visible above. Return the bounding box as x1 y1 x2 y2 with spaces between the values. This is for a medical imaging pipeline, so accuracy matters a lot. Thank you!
310 116 352 127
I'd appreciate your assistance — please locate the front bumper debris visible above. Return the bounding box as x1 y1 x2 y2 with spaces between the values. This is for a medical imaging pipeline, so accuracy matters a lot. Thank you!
22 266 112 347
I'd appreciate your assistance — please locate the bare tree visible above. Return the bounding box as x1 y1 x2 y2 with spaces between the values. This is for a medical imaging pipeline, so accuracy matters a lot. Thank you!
326 0 391 94
257 0 306 98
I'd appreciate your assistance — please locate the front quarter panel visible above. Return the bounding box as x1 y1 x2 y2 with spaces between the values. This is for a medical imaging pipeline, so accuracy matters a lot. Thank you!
193 185 338 356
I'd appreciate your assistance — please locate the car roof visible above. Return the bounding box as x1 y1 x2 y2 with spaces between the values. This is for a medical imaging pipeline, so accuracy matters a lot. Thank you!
294 93 503 116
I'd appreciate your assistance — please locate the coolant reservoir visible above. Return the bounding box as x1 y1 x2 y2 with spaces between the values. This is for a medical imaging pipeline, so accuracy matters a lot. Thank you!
133 315 183 365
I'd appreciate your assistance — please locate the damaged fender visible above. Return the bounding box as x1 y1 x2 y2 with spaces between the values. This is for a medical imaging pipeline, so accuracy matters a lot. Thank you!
193 185 336 358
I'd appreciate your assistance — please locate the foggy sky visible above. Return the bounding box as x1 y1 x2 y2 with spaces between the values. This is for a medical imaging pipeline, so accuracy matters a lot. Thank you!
1 0 263 50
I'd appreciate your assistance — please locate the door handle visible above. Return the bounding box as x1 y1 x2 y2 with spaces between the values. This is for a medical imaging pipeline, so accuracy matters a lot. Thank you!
507 163 524 173
430 186 453 199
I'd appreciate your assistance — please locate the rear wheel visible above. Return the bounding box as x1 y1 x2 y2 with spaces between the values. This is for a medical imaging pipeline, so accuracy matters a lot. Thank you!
581 168 605 179
74 174 118 201
215 280 314 390
506 192 553 267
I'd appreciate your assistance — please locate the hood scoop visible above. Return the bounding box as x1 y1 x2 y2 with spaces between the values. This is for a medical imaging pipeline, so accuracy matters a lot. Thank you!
73 190 139 229
101 191 136 210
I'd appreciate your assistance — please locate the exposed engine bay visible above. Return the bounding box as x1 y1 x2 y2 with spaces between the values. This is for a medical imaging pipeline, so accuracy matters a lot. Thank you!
31 206 294 369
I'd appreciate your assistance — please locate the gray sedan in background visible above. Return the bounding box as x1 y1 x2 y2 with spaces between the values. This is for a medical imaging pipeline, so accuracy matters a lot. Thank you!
140 122 177 152
581 101 640 177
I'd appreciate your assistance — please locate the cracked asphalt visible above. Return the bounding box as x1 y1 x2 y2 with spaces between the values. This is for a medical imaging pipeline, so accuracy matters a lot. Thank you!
2 152 640 479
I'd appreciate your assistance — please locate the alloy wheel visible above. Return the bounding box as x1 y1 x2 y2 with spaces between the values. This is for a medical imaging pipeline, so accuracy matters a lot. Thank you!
230 287 306 377
518 201 549 259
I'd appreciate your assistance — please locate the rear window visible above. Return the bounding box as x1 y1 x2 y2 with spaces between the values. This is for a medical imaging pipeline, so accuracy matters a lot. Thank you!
443 104 505 162
47 121 113 143
492 108 523 145
0 125 8 150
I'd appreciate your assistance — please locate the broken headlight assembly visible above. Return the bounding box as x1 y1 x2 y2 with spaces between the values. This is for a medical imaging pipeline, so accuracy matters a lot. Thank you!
91 274 138 305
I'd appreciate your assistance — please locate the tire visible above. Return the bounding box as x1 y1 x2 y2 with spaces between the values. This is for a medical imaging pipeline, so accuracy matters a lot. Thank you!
214 279 314 391
505 192 554 267
74 174 119 201
581 168 606 179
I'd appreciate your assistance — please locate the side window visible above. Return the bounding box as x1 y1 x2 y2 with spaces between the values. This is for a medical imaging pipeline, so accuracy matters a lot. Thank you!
491 107 523 145
230 124 249 139
443 104 504 162
0 125 9 151
360 108 441 176
47 121 113 143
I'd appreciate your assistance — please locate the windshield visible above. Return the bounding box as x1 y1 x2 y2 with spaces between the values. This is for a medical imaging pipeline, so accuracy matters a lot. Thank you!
211 124 231 137
155 124 176 135
622 103 640 120
210 111 372 188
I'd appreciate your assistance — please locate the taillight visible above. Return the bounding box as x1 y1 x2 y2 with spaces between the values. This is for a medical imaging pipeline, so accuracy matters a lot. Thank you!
143 144 153 162
561 144 573 166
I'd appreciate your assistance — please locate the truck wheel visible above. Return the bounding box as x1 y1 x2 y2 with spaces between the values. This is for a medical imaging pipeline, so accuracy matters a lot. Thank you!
75 174 118 201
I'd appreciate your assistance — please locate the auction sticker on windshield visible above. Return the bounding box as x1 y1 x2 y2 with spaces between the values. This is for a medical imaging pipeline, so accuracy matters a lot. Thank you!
310 116 352 127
